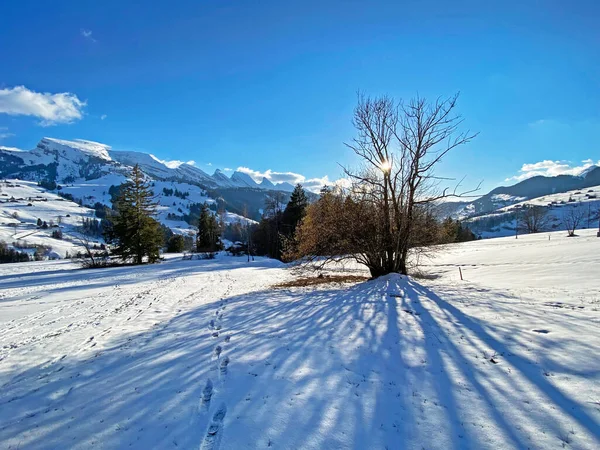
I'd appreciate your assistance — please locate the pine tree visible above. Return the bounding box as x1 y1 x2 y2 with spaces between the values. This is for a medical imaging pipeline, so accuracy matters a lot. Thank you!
197 202 220 252
106 164 163 264
282 184 309 236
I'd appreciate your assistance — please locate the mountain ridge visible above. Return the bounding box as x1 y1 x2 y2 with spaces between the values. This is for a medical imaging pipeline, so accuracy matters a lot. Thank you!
0 137 301 193
437 167 600 220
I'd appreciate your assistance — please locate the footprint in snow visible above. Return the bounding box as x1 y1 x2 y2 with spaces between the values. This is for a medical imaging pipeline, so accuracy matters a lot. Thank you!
200 403 227 450
200 379 213 411
220 356 229 375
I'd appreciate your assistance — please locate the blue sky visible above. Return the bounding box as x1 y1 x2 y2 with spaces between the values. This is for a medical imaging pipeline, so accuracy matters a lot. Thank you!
0 0 598 192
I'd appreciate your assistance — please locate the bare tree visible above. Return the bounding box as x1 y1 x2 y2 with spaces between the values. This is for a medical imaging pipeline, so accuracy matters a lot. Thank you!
562 206 586 237
518 205 550 234
293 93 477 277
242 204 254 262
76 218 108 268
264 191 286 258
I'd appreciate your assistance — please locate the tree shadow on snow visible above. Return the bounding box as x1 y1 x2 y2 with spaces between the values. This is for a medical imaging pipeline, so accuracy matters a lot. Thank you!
0 274 598 449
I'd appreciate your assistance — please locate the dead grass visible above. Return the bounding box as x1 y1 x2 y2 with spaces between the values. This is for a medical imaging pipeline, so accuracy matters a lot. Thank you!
410 271 441 280
273 274 369 288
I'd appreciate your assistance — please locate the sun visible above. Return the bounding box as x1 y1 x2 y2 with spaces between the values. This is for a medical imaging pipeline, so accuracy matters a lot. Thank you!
380 159 392 173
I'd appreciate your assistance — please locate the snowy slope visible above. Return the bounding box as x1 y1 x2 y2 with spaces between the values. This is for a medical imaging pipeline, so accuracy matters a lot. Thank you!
259 177 275 189
467 184 600 238
0 230 598 449
0 178 254 257
230 170 259 188
275 181 295 192
0 180 102 257
212 169 235 187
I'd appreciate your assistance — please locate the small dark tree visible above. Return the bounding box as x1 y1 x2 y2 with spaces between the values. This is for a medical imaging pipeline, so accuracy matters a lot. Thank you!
105 164 163 264
37 218 43 227
166 234 185 253
197 203 220 252
0 241 30 263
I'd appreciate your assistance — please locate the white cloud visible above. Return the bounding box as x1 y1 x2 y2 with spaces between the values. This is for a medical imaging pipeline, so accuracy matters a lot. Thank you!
505 159 600 182
100 114 107 120
0 127 13 140
206 162 212 166
0 86 86 126
528 119 553 128
223 168 233 172
236 166 348 193
81 29 97 43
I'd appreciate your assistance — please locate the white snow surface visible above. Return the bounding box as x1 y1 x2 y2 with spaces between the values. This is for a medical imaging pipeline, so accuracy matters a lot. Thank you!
0 231 599 449
0 180 101 257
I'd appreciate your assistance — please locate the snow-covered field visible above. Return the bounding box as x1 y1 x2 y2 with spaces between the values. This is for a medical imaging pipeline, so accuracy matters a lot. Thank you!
1 230 599 449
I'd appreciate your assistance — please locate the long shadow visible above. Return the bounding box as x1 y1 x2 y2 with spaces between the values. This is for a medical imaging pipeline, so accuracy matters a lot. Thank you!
0 256 281 303
401 280 530 449
1 272 598 449
406 280 600 444
0 279 407 449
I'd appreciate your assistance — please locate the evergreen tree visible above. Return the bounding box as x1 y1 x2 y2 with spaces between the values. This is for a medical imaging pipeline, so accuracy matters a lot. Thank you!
282 184 309 236
166 234 185 253
197 202 220 252
105 164 163 264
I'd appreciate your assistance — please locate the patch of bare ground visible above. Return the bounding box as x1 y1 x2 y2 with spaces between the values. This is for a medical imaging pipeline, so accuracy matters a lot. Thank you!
273 274 369 288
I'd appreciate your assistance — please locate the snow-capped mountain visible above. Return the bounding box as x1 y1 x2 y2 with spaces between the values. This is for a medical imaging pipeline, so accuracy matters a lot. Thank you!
274 181 295 192
212 169 235 187
0 137 297 193
0 137 315 230
0 137 120 183
259 177 275 189
230 170 259 188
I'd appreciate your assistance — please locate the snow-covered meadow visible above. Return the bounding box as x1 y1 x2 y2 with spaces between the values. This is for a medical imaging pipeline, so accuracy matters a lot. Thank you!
0 230 599 449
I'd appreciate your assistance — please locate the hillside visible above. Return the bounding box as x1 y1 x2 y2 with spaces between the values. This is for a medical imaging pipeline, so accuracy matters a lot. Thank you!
439 167 600 220
0 179 101 258
0 138 316 257
465 184 600 238
0 229 598 449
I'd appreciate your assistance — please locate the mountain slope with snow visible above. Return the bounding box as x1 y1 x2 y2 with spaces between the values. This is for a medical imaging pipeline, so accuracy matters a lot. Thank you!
0 137 300 194
0 138 305 239
464 184 600 238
